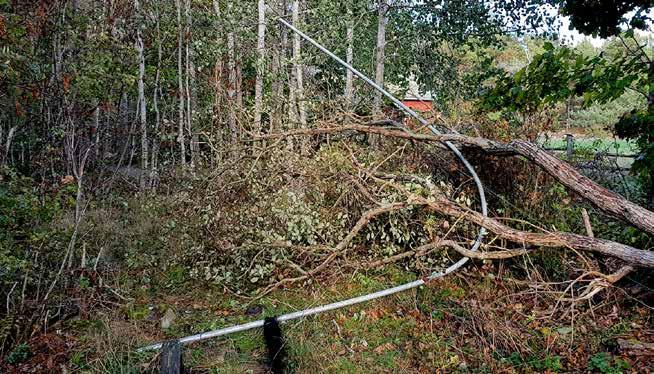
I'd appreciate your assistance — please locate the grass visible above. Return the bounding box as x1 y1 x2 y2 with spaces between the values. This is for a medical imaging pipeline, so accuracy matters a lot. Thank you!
541 136 638 155
42 263 653 373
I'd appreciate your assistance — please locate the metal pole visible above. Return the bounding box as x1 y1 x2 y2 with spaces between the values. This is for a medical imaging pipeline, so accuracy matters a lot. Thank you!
277 18 488 245
139 16 491 354
566 133 574 161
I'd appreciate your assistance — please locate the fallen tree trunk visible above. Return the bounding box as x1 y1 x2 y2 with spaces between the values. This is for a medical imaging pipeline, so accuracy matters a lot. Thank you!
412 195 654 268
251 124 654 236
510 141 654 239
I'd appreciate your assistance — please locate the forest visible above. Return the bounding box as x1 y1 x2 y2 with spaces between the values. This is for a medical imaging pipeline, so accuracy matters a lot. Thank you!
1 0 653 372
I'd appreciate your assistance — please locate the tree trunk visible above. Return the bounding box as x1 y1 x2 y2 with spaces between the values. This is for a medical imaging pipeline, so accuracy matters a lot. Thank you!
135 0 148 190
272 0 288 133
344 4 354 106
253 0 266 134
3 126 16 166
417 195 654 268
212 0 224 145
289 0 307 152
292 0 307 130
227 1 238 141
372 0 388 116
511 140 654 238
185 0 195 168
151 5 162 187
175 0 186 167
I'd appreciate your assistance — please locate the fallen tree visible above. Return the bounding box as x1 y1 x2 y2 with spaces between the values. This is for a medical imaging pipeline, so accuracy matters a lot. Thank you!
242 123 654 283
252 123 654 237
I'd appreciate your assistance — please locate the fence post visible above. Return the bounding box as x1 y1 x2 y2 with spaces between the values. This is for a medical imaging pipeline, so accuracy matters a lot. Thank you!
566 134 574 161
160 340 183 374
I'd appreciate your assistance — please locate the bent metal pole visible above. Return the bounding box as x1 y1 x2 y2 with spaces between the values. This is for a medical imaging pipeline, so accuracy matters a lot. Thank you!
139 18 488 353
277 18 488 249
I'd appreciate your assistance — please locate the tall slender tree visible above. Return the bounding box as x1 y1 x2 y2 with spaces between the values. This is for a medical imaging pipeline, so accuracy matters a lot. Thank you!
175 0 187 166
135 0 148 189
344 3 355 106
254 0 266 133
373 0 388 116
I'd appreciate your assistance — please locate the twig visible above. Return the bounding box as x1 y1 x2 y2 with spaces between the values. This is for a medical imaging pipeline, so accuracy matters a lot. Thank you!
256 202 407 298
581 208 594 238
332 319 354 354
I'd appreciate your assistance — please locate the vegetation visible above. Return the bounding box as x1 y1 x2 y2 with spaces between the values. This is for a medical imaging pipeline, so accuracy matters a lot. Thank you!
0 0 653 372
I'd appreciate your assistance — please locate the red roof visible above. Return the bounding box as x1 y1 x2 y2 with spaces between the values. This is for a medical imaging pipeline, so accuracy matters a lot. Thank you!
401 100 433 112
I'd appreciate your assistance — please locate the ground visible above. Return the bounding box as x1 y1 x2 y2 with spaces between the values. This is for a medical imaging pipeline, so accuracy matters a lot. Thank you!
7 263 650 373
2 133 653 373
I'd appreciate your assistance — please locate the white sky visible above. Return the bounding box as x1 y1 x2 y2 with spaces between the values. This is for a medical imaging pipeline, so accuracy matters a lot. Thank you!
555 8 653 48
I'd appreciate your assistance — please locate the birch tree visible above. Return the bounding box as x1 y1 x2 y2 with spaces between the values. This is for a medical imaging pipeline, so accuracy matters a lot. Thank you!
151 4 162 186
135 0 148 189
175 0 186 166
227 1 238 141
253 0 266 133
185 0 195 168
373 0 389 116
293 0 307 128
344 3 355 106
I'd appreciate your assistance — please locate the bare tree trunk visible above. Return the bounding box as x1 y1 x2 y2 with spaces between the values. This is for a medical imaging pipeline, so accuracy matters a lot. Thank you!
344 4 354 106
236 55 243 110
185 0 195 168
93 105 100 159
175 0 186 167
227 2 238 141
151 5 162 187
212 0 224 147
253 0 266 134
271 0 288 133
135 0 148 190
292 0 307 130
3 126 16 166
288 1 298 128
372 0 388 116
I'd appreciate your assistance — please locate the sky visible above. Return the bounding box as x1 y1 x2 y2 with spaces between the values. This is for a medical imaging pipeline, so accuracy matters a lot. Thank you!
556 8 654 48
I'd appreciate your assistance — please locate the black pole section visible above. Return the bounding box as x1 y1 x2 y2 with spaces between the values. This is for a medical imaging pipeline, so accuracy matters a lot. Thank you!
160 340 183 374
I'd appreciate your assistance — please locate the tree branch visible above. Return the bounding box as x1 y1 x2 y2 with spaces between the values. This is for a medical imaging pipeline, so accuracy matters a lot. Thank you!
249 124 654 236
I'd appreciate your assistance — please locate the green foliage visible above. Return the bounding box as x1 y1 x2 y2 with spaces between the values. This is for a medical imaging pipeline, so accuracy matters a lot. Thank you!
0 168 70 292
569 91 647 128
561 0 652 38
5 343 31 364
587 352 630 374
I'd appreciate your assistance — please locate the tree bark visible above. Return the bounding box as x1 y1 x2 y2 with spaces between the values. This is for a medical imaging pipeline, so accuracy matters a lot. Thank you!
185 0 195 168
151 4 162 187
227 1 238 141
253 0 266 134
510 140 654 238
212 0 224 143
3 126 16 166
344 4 355 107
416 194 654 268
135 0 148 189
291 0 307 131
175 0 186 167
372 0 388 116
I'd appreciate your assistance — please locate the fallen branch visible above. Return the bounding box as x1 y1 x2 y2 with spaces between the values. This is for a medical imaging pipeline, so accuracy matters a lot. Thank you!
365 239 529 269
249 124 654 236
411 194 654 268
257 202 407 297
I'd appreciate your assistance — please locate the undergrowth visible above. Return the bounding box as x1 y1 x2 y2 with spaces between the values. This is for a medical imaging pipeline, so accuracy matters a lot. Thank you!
1 139 652 372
